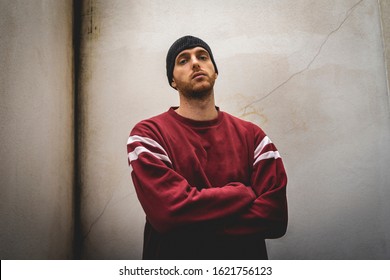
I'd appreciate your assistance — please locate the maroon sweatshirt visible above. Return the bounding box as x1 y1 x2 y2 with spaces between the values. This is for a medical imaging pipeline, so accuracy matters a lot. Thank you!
127 107 287 259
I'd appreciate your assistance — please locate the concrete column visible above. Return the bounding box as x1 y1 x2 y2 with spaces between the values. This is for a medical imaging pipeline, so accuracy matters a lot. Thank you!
0 1 74 259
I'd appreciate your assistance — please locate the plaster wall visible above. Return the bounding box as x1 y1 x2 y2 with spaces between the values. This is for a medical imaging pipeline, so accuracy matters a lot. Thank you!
380 0 390 98
0 1 74 259
82 0 390 259
2 0 389 261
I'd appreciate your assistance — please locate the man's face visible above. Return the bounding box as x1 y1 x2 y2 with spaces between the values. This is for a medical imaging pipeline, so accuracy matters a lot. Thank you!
171 47 218 99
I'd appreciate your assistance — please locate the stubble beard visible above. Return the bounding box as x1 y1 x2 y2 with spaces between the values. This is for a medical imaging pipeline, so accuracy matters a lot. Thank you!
180 78 216 101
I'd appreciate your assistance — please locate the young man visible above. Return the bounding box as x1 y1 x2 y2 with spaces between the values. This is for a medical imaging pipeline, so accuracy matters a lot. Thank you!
127 35 287 259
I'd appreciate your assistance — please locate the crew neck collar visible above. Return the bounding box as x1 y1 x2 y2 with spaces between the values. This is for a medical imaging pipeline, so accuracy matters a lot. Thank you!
168 107 223 128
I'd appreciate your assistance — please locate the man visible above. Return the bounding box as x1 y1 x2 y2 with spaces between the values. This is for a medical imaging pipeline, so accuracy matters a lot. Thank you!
127 35 287 259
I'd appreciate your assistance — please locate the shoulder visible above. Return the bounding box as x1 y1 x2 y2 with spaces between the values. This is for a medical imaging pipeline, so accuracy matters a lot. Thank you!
131 110 172 136
221 111 266 138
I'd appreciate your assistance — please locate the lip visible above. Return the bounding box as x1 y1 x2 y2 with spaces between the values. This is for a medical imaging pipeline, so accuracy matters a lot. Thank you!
191 72 207 79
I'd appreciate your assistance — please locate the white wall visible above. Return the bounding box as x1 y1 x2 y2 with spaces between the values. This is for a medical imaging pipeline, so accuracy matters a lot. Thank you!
1 0 386 260
0 1 74 259
80 0 390 259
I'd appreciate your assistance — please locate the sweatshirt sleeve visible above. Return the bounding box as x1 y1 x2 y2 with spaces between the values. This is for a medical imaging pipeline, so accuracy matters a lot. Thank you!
222 127 288 238
127 122 256 234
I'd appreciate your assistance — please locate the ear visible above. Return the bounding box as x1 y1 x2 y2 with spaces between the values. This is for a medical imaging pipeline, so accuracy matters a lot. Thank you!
171 79 177 88
215 73 218 79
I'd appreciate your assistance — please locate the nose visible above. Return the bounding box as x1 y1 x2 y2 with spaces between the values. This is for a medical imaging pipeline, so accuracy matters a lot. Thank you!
191 56 200 69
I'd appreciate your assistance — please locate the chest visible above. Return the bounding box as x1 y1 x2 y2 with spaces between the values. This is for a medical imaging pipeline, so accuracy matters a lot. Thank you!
165 126 254 188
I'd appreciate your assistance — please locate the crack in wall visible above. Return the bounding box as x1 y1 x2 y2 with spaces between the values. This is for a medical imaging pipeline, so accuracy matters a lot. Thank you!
242 0 365 115
82 192 132 241
83 194 114 240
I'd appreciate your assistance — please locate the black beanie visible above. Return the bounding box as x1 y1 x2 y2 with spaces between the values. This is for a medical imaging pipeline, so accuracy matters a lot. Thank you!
166 35 218 88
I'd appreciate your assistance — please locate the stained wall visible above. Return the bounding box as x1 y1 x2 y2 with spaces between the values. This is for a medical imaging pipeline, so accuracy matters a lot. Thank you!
79 0 390 259
1 0 389 260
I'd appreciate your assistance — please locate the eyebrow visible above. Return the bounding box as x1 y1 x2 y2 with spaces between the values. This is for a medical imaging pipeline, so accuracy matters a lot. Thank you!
176 48 209 61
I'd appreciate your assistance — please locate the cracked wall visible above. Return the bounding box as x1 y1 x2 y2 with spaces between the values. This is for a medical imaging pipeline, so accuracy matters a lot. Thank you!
79 0 390 259
3 0 388 260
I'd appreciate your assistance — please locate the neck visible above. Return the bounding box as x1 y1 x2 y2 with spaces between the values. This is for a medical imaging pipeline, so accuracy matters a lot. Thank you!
176 91 218 121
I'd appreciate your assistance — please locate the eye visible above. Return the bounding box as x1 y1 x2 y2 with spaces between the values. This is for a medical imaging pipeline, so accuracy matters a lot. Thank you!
178 58 187 65
199 55 208 61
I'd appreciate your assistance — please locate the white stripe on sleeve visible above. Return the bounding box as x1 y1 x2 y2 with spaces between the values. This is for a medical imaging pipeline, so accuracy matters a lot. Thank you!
128 135 171 164
128 135 167 155
128 146 172 164
254 136 272 159
253 151 281 166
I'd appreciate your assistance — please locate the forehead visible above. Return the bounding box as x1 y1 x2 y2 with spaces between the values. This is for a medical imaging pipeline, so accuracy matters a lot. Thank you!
176 46 209 58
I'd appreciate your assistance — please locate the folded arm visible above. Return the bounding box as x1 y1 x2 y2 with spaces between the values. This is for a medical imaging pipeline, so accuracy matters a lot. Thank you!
127 129 256 234
221 134 288 238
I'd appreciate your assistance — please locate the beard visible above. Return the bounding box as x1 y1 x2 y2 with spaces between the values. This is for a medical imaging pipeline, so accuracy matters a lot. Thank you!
181 86 213 100
177 76 216 101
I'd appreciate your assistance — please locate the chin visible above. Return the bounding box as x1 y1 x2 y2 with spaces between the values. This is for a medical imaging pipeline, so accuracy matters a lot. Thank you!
183 88 213 100
178 79 215 99
194 80 215 92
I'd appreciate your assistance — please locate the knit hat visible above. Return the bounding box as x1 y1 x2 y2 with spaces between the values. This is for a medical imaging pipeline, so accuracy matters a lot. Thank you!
166 35 218 88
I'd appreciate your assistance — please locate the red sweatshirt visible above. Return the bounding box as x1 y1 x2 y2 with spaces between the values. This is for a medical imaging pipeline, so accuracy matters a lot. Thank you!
127 107 287 259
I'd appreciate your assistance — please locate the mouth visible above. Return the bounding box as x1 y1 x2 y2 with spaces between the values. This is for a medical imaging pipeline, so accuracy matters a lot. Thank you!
192 72 207 79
